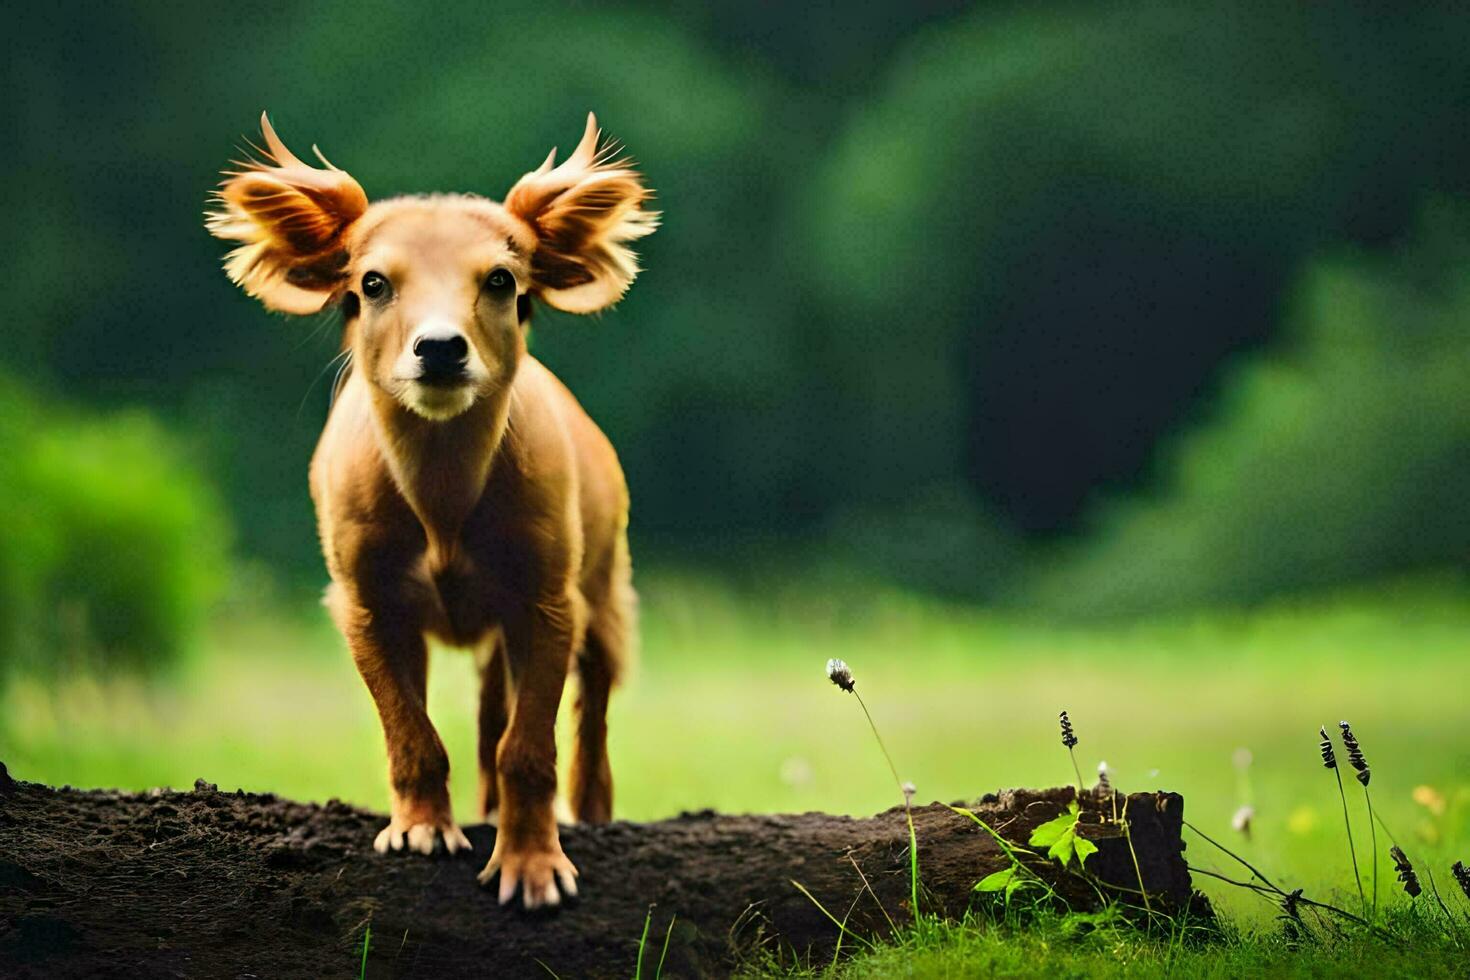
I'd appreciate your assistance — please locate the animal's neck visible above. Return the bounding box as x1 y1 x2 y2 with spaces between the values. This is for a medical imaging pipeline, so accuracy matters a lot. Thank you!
369 388 510 569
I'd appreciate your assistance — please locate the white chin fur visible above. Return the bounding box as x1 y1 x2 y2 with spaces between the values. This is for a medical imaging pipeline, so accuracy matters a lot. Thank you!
402 383 477 421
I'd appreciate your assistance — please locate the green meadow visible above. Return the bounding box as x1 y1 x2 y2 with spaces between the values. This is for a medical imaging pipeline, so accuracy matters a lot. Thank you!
6 570 1468 969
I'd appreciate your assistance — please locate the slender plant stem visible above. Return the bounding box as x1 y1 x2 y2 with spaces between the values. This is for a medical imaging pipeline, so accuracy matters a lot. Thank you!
1183 820 1287 896
1121 798 1152 914
1068 747 1085 794
656 914 677 979
791 879 876 950
847 853 898 933
1371 808 1400 846
1186 865 1391 938
635 908 652 980
853 689 920 920
854 691 904 795
1333 768 1366 914
830 892 863 969
1423 867 1460 936
1363 786 1378 921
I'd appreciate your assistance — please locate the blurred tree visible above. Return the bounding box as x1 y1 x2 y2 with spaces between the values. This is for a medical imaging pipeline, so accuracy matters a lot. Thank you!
799 2 1470 535
5 1 1470 607
1029 203 1470 615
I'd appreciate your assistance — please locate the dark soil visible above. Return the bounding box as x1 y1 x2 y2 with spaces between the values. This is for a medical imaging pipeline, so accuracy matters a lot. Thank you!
0 760 1207 978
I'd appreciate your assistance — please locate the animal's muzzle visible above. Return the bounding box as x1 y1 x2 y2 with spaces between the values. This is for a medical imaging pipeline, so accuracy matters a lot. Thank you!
413 330 469 384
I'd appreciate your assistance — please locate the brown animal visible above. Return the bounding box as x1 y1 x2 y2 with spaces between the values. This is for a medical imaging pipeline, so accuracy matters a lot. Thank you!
206 112 654 908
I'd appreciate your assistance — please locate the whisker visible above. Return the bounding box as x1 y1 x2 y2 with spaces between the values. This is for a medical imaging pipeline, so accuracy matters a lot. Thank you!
298 346 352 421
330 348 355 409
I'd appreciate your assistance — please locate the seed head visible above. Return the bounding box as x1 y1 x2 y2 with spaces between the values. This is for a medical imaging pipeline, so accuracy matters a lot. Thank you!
1338 721 1370 786
1452 860 1470 900
1389 846 1421 898
1059 710 1078 749
1232 805 1255 839
825 658 855 693
1096 760 1112 795
1318 727 1336 769
901 781 916 804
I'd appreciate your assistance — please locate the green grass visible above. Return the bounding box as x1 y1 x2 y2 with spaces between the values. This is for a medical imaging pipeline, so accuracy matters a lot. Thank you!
3 569 1469 975
741 904 1469 978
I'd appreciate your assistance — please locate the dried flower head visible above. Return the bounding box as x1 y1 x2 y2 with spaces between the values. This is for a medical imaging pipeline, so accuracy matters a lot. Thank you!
1318 726 1337 769
1338 721 1370 786
1281 887 1303 919
901 781 916 804
1389 846 1421 898
1453 860 1470 900
1059 710 1078 749
1096 760 1112 795
1232 805 1255 838
825 658 855 693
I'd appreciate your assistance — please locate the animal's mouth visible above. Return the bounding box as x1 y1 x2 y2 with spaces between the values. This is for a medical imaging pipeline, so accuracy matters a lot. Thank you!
414 369 470 388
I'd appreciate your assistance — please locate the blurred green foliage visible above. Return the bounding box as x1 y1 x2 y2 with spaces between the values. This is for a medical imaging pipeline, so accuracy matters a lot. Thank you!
0 381 228 677
1032 205 1470 615
3 0 1470 630
801 3 1470 532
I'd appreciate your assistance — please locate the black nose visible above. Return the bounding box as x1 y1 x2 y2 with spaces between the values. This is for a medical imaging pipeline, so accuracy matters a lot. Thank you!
413 334 469 377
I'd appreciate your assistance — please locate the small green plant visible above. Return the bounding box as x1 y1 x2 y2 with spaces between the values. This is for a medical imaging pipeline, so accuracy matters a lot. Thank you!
945 803 1055 910
358 923 371 980
1028 800 1098 871
633 906 677 980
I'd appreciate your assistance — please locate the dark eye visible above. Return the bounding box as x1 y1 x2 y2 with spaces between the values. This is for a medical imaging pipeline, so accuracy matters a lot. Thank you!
484 268 514 293
361 272 389 299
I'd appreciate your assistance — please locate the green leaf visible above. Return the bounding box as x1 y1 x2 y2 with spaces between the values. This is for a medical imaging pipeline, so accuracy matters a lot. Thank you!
1029 801 1096 869
1028 801 1080 849
975 868 1015 892
1048 829 1078 864
1028 815 1071 848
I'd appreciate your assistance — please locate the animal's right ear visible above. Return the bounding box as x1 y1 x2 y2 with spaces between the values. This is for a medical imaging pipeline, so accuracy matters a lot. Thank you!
205 113 368 315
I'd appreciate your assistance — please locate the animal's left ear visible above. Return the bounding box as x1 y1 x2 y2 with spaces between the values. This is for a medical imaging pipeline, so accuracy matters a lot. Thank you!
206 113 368 315
503 113 659 314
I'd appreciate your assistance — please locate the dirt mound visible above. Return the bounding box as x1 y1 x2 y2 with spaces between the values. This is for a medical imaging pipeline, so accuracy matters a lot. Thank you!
0 762 1205 977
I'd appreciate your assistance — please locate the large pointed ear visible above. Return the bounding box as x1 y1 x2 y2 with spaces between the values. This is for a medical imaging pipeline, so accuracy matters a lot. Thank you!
205 113 368 314
503 113 659 314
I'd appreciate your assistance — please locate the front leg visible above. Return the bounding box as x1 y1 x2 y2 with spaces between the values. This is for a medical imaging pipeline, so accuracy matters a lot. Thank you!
477 591 583 908
334 594 471 856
